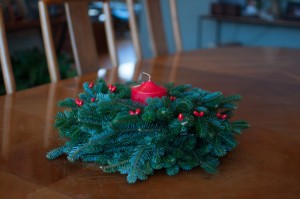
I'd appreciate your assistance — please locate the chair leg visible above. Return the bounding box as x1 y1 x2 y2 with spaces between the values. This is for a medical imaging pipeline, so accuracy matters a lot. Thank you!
103 1 119 67
0 7 16 94
126 0 142 62
170 0 182 52
38 1 61 82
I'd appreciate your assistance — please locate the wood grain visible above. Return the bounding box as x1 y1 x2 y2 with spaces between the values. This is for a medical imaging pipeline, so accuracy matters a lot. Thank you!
0 47 300 198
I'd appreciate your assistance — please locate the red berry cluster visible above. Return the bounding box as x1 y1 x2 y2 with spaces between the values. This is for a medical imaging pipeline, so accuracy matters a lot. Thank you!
108 84 117 92
216 113 227 119
88 82 96 102
169 96 177 101
193 111 205 117
178 111 228 121
88 82 94 88
75 98 84 107
129 108 141 116
178 110 206 121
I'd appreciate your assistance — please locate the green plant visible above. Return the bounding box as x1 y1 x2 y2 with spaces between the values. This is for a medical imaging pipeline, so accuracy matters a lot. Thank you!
47 79 249 183
0 49 76 95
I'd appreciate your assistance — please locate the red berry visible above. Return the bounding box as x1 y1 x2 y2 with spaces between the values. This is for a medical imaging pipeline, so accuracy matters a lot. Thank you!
216 113 222 119
111 86 116 92
193 111 200 117
88 82 94 88
135 108 141 115
108 84 116 92
170 96 176 101
221 114 228 119
199 111 205 117
178 113 184 121
75 98 84 107
129 110 135 115
91 98 95 102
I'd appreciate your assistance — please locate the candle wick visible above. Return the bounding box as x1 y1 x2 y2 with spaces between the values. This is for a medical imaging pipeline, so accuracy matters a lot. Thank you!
142 72 151 81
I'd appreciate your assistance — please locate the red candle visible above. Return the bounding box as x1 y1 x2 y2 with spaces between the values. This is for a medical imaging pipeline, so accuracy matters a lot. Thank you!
131 73 167 104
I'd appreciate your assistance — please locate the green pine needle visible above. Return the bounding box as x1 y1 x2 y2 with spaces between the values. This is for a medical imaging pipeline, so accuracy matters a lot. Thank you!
46 79 249 183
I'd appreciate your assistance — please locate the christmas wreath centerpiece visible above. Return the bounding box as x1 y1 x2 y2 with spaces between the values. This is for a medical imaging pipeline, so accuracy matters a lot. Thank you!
47 73 249 183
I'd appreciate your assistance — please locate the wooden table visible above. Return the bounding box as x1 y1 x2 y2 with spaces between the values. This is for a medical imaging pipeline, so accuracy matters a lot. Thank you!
0 47 300 198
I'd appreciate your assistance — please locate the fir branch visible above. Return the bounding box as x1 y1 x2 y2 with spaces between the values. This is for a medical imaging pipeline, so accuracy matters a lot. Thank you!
88 130 115 145
222 94 242 103
115 100 144 110
112 122 163 134
171 99 194 113
200 156 220 174
212 136 227 157
47 79 249 183
46 146 65 160
127 146 147 183
166 165 180 176
219 133 237 149
58 98 77 109
171 84 192 93
201 92 222 103
231 120 250 134
67 144 87 162
96 93 111 102
195 118 209 138
209 118 225 130
82 154 101 162
102 159 130 173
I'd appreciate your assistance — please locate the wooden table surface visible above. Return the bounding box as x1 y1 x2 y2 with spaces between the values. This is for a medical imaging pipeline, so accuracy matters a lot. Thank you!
0 47 300 198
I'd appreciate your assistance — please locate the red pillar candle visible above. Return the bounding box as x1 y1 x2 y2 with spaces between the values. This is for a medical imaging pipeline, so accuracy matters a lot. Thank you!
131 73 167 104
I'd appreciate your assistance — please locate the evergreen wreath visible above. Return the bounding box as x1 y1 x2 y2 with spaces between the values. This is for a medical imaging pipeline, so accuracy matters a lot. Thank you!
47 79 249 183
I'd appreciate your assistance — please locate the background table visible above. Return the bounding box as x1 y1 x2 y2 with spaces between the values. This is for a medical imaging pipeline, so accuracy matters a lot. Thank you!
0 47 300 198
197 15 300 48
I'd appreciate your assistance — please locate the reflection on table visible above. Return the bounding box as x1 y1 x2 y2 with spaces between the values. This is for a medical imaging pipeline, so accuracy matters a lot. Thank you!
0 47 300 198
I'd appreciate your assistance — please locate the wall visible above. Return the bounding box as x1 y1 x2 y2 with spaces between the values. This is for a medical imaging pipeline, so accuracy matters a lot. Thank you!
139 0 300 58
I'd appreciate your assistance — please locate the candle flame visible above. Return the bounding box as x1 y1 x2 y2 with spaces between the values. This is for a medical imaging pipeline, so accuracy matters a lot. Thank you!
142 72 151 81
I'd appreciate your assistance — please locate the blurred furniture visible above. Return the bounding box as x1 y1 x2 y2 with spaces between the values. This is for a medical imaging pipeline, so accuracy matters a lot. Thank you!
127 0 182 59
198 15 300 48
126 0 142 61
5 17 66 31
3 0 70 54
6 16 68 55
1 47 300 197
0 5 16 94
39 0 118 82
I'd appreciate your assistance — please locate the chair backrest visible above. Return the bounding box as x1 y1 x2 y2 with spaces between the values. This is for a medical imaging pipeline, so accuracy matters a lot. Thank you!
0 5 16 94
39 0 118 82
127 0 182 59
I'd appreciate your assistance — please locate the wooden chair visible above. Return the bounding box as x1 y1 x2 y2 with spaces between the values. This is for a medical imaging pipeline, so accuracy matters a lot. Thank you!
0 5 16 94
38 0 118 82
126 0 182 59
